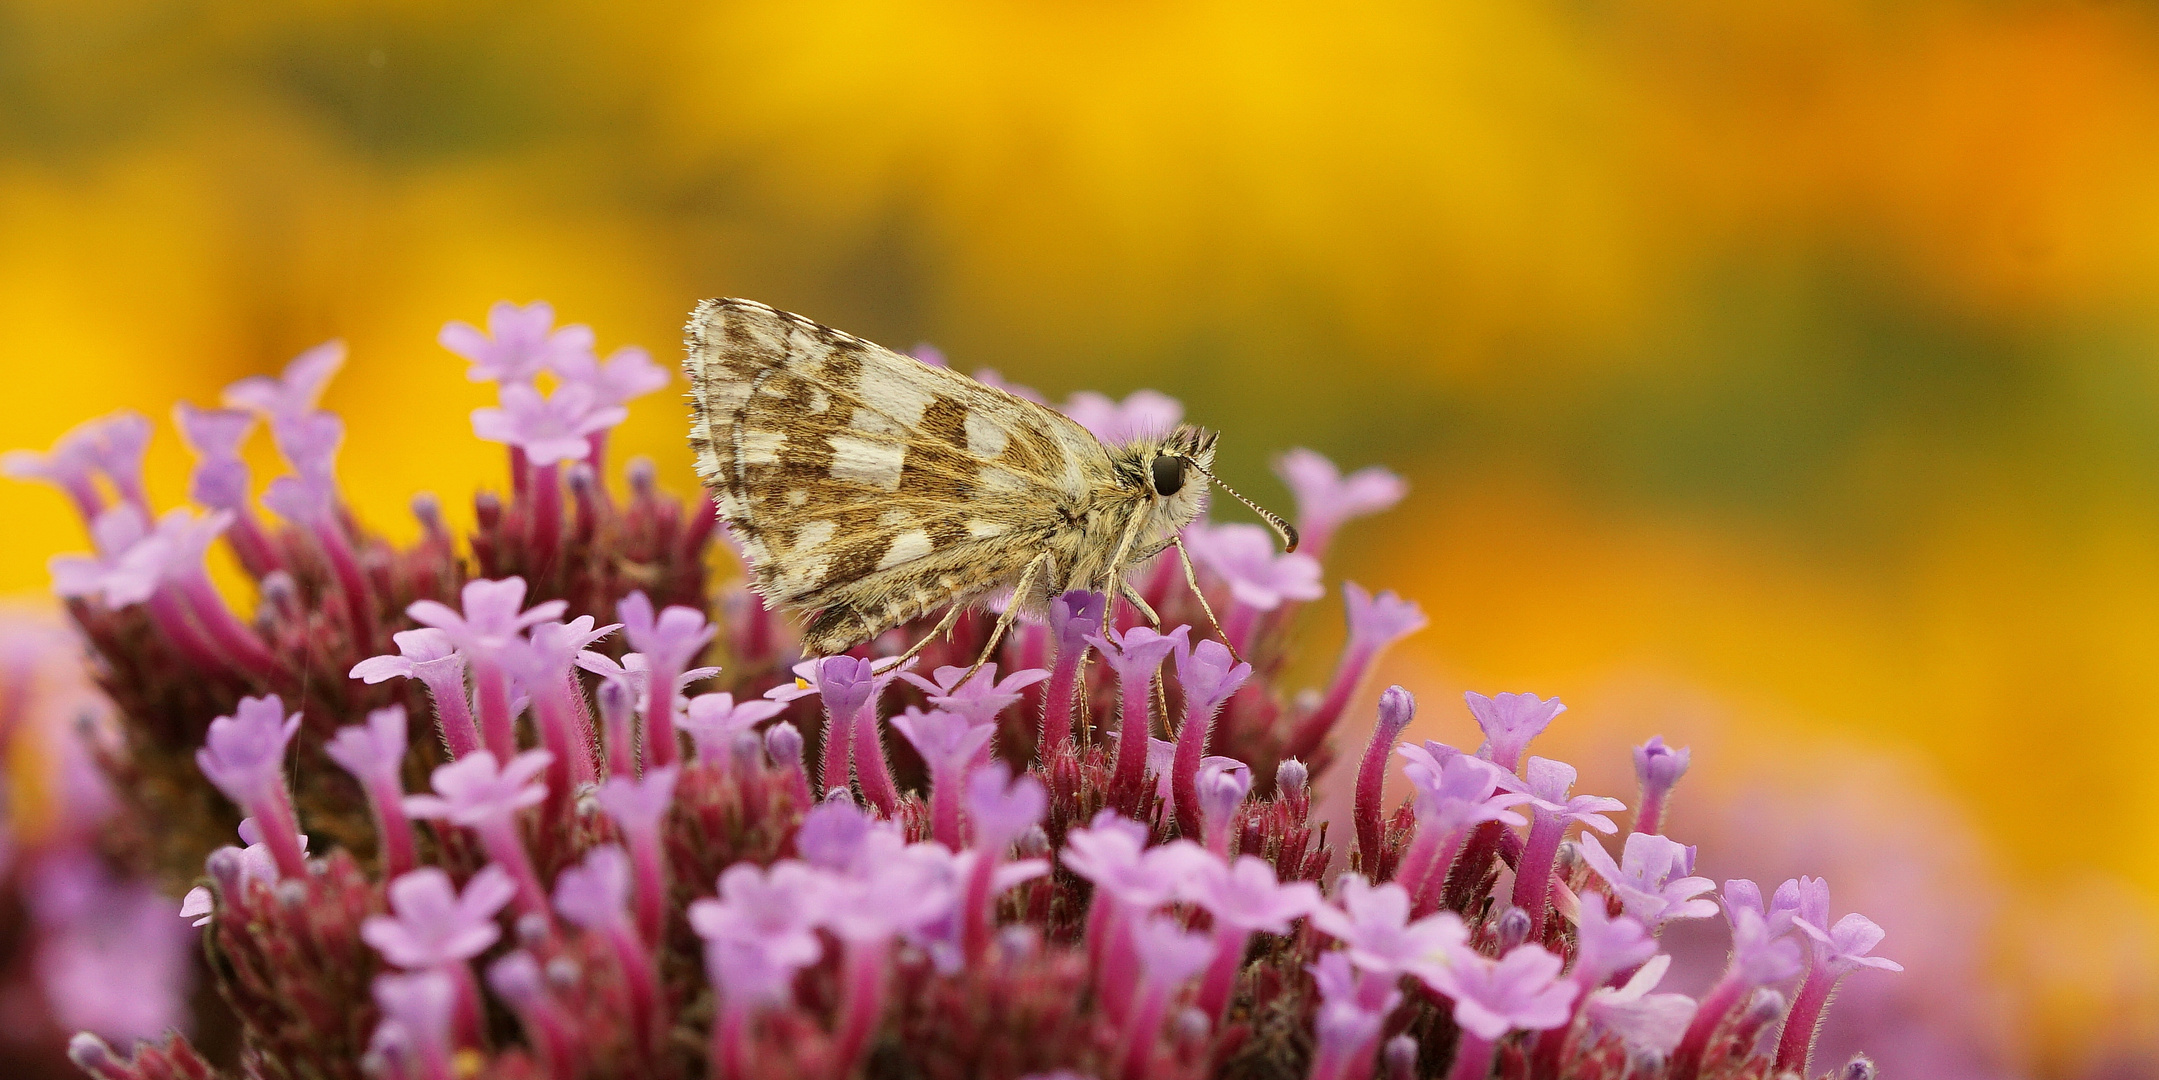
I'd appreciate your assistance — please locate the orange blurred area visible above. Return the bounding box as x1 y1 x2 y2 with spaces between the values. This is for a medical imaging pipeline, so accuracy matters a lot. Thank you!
6 1 2159 1073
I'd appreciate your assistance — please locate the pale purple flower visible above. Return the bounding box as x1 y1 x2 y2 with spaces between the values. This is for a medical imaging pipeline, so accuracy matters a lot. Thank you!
552 845 635 931
902 663 1050 727
174 403 256 511
350 629 479 758
1400 750 1529 834
49 506 158 606
6 411 154 517
370 970 456 1080
891 708 998 776
223 341 345 419
1273 448 1406 556
1061 811 1179 910
1420 943 1578 1040
688 861 828 972
762 653 909 706
1468 691 1567 773
682 692 788 762
616 591 717 678
260 411 345 524
180 818 309 926
471 382 627 465
597 765 679 837
1797 912 1904 976
1308 874 1469 976
440 301 596 385
1344 581 1426 654
1179 854 1320 934
1728 902 1803 987
1085 624 1183 687
1308 951 1401 1080
796 799 878 874
1171 636 1251 720
406 577 566 659
362 865 517 969
325 705 420 877
1578 832 1718 931
1196 758 1252 852
1060 389 1182 444
196 695 300 809
552 344 670 409
1570 903 1660 992
1583 954 1699 1058
403 750 553 827
1129 913 1214 984
967 762 1047 849
1183 520 1324 610
1521 757 1625 834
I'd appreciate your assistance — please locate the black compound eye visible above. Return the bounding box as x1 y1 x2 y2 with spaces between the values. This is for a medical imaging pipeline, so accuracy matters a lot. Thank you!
1151 455 1186 497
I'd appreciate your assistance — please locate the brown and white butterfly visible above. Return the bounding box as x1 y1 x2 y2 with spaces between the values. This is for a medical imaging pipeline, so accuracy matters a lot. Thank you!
683 298 1295 665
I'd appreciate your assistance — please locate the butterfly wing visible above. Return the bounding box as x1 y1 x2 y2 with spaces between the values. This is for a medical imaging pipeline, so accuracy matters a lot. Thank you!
685 298 1110 651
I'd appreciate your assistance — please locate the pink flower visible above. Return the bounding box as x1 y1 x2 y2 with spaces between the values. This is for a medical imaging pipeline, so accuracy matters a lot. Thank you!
362 866 517 969
1183 520 1324 610
440 301 596 385
1418 943 1577 1040
1467 691 1567 773
1308 875 1468 976
223 341 346 420
471 382 627 465
1583 954 1699 1058
1578 832 1719 931
403 750 552 828
1273 448 1406 557
553 345 670 409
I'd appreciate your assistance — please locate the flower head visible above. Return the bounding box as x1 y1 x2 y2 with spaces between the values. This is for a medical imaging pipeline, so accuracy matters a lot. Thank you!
1419 943 1578 1040
764 653 909 708
7 411 154 515
1520 757 1624 835
1468 691 1567 772
1274 448 1406 554
440 301 596 385
966 761 1046 849
1308 874 1469 976
195 695 301 808
1180 853 1320 934
1184 521 1323 610
616 591 718 676
223 341 346 420
471 382 626 465
406 577 566 659
403 750 553 827
1583 954 1698 1057
1797 911 1904 976
1060 389 1182 444
1571 903 1660 990
1060 811 1179 909
1634 736 1690 792
688 861 827 972
362 865 516 969
597 765 679 836
901 663 1049 727
174 403 256 511
893 708 996 776
1172 636 1252 719
1047 589 1108 656
682 692 788 761
1130 913 1214 984
324 706 410 789
552 344 670 409
1085 624 1184 686
1401 751 1530 835
1578 832 1718 931
552 845 634 931
1343 581 1427 654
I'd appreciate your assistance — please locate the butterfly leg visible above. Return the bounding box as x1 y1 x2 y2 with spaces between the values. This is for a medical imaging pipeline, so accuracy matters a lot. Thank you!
955 550 1053 688
888 602 967 667
1172 536 1242 665
1118 579 1162 629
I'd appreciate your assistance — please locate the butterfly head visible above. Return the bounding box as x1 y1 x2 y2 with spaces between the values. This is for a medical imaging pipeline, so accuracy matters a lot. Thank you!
1126 425 1298 554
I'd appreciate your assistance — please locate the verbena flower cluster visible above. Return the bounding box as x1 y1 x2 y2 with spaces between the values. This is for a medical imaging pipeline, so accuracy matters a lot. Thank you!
11 302 1900 1080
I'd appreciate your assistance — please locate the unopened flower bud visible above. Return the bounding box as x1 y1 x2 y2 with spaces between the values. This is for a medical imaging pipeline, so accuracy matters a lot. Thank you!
824 786 854 804
67 1032 119 1076
730 730 762 772
1495 906 1533 951
517 912 551 945
1734 987 1788 1045
628 456 657 497
1015 824 1051 860
474 490 503 528
765 721 803 766
1276 757 1309 796
260 570 301 621
411 491 445 536
1841 1055 1877 1080
1174 1006 1212 1043
1383 1035 1419 1080
545 957 581 988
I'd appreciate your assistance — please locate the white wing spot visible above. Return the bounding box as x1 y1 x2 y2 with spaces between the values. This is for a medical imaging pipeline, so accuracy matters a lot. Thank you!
791 520 836 553
854 365 939 428
877 529 933 570
739 429 785 465
850 407 906 436
966 519 1011 538
828 436 906 491
786 490 808 507
964 411 1009 458
806 388 830 414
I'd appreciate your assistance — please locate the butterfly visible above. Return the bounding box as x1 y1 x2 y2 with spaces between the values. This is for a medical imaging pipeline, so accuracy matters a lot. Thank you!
683 298 1295 667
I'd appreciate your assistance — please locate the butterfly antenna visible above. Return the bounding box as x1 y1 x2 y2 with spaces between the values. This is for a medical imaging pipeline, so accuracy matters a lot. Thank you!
1186 460 1300 552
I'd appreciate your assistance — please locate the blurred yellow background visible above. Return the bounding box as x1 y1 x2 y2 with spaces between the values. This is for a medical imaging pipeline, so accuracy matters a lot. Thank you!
5 1 2158 1073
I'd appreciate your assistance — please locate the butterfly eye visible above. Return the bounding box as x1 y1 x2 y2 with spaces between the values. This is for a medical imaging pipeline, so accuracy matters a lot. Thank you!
1151 455 1186 497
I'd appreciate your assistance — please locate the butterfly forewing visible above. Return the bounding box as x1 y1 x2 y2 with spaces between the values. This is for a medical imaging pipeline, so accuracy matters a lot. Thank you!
685 298 1111 651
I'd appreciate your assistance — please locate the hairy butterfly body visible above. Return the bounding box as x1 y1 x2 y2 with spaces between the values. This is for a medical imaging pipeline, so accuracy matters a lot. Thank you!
684 298 1287 659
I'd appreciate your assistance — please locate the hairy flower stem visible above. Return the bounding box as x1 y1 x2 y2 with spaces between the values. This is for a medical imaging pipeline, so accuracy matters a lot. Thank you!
1668 972 1747 1080
628 829 667 946
1109 672 1155 816
1040 643 1083 755
311 520 380 659
1195 925 1252 1022
176 574 280 678
472 662 518 761
829 941 890 1080
1408 827 1471 918
712 1003 753 1080
1445 1031 1498 1080
250 787 310 879
476 819 550 920
421 669 482 759
1115 977 1175 1080
603 922 664 1062
361 777 418 879
849 701 900 816
818 702 854 797
960 848 999 965
529 463 563 580
641 656 685 771
1511 811 1566 939
144 592 236 679
1170 701 1209 838
1774 959 1839 1076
